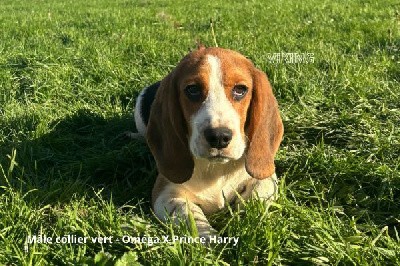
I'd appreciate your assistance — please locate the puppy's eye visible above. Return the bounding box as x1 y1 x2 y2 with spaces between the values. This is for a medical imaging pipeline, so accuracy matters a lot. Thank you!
232 85 248 101
184 85 202 101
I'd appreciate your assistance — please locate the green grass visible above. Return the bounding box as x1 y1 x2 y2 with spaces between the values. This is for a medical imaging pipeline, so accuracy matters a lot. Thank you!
1 0 399 264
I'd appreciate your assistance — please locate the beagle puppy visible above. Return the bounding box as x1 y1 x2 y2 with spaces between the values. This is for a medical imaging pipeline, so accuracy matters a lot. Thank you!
134 47 283 238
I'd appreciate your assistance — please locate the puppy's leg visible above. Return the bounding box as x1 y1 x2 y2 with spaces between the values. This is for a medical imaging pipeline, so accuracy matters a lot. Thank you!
154 195 217 238
232 173 278 207
252 173 278 202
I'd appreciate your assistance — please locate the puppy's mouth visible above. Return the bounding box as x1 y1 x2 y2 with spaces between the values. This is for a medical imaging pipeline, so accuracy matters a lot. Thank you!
208 154 229 161
207 149 232 163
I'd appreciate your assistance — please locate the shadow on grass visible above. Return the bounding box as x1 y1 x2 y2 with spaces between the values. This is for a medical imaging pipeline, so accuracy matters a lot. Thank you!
1 108 157 209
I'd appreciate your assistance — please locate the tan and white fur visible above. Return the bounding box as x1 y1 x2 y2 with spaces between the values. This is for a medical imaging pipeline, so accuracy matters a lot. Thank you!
135 47 284 238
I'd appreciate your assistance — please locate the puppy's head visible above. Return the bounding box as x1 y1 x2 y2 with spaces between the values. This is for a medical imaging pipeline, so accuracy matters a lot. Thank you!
147 47 283 183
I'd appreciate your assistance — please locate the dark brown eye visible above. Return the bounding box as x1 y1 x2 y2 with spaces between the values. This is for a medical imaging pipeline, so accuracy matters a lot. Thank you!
184 84 202 101
232 85 248 101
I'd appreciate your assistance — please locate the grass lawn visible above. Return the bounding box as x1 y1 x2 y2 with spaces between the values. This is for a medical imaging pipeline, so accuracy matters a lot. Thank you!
1 0 399 264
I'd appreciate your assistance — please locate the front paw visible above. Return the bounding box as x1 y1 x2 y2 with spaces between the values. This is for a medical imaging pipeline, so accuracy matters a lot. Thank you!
253 174 279 203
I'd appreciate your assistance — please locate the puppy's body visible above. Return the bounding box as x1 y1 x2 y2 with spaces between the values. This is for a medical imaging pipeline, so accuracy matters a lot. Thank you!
153 158 277 215
135 47 283 237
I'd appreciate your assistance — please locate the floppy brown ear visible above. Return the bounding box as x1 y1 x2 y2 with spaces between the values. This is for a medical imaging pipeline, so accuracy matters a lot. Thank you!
245 69 284 180
146 72 194 184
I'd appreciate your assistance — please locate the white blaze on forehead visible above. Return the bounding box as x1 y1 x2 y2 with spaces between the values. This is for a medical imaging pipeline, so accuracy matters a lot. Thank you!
205 55 232 125
207 55 224 93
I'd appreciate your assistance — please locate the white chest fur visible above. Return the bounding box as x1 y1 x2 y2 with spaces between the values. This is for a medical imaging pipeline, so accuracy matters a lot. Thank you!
180 158 252 214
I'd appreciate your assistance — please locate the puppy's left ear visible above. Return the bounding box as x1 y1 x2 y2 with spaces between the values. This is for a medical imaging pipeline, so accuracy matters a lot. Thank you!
245 69 284 179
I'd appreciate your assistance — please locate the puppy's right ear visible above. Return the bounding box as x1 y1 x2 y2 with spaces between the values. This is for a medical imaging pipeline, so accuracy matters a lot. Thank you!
146 72 194 184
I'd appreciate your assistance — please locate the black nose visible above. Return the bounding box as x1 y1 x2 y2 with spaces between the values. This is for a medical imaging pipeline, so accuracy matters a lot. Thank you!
204 127 233 149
